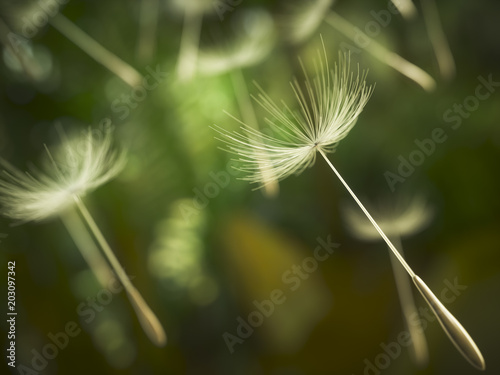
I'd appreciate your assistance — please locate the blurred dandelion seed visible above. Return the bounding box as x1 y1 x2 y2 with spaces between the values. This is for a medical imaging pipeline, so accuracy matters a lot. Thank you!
173 0 214 81
49 14 143 88
196 10 275 77
280 0 335 44
198 14 279 197
0 127 166 347
213 41 485 370
0 18 41 82
342 195 435 366
421 0 456 80
177 8 202 81
61 208 114 288
342 195 435 241
324 11 436 91
0 128 126 222
280 0 436 91
390 0 417 20
2 41 54 84
136 0 160 64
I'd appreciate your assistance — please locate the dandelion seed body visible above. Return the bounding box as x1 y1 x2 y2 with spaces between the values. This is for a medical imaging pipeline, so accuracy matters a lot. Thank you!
214 43 484 370
0 129 125 222
214 45 373 188
0 127 166 347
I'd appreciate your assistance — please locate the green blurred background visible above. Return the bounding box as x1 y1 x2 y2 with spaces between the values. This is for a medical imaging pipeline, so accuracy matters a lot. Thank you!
1 0 499 374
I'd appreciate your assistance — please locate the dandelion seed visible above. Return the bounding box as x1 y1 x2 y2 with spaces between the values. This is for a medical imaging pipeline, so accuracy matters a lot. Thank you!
0 127 166 347
0 17 44 83
61 208 114 289
2 5 141 87
280 0 335 44
342 195 434 241
390 0 417 20
421 0 456 80
197 11 275 77
324 12 436 91
279 0 436 91
342 195 434 366
214 44 373 188
213 42 485 370
49 14 143 88
0 129 126 222
136 0 160 64
170 0 213 81
198 12 279 197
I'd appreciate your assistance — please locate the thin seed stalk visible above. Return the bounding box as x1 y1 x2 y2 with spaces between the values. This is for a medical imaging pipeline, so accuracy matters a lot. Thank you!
318 150 415 276
388 235 428 366
421 0 456 80
73 196 166 347
318 150 485 370
49 14 143 87
176 6 203 81
325 11 436 92
61 208 114 288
